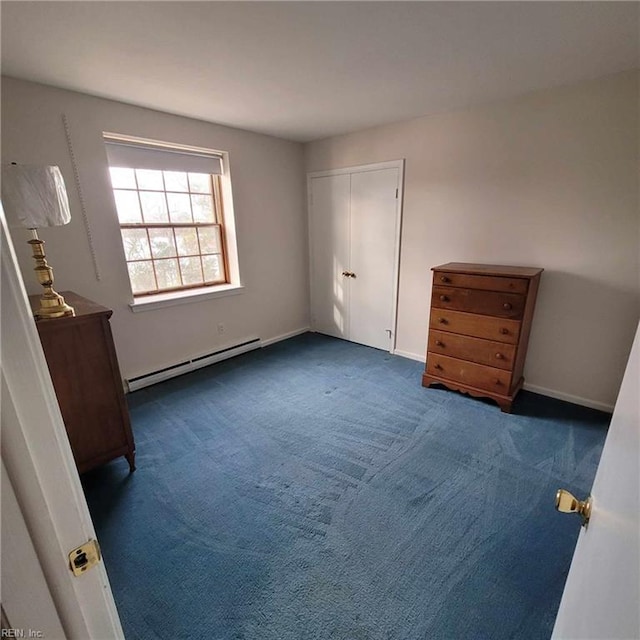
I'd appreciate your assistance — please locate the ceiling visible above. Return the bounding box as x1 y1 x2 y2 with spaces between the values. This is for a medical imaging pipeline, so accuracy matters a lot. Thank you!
1 2 638 142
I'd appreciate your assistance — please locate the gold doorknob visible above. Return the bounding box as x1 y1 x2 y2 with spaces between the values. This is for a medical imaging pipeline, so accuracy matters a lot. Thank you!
555 489 592 527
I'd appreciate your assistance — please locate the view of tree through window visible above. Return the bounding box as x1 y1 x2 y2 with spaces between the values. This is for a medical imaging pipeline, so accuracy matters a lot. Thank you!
109 167 227 295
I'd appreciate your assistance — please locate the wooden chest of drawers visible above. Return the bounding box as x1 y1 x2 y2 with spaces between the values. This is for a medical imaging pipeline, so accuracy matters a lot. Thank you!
30 291 136 473
422 263 543 412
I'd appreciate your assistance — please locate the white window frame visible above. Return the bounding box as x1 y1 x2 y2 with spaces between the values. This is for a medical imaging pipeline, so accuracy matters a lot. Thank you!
103 133 242 312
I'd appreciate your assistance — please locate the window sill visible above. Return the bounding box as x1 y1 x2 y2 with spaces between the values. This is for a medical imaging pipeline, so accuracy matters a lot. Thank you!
129 283 244 313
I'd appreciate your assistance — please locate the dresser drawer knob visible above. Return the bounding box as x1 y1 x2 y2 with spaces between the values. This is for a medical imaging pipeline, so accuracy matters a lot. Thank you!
494 379 502 385
438 318 448 325
434 363 443 370
495 353 504 360
440 276 450 283
439 295 449 302
503 303 512 310
435 340 444 347
500 328 509 335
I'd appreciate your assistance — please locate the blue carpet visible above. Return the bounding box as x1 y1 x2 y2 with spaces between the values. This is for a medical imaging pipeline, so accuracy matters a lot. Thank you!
83 333 608 640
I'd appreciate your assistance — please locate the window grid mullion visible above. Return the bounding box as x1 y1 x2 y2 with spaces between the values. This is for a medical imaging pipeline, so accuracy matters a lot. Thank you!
194 223 204 261
192 220 205 285
172 227 184 287
200 254 207 283
188 185 196 224
196 255 205 283
133 170 146 225
208 174 216 224
145 227 159 293
162 171 172 225
120 222 217 229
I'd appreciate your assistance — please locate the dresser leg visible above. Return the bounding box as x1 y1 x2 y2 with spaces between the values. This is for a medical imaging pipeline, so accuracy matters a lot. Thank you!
125 451 136 472
497 399 513 413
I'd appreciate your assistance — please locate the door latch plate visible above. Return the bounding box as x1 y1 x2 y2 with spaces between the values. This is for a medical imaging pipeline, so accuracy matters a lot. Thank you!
69 539 101 576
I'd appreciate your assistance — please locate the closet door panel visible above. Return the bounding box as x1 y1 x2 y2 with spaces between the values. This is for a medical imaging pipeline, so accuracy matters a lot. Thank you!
349 168 399 350
309 174 351 339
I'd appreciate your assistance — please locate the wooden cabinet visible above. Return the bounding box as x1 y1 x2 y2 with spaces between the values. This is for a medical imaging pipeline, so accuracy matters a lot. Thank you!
422 263 543 412
30 291 135 473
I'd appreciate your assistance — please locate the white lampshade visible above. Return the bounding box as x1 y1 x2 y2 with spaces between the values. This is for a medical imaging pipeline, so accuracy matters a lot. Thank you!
1 164 71 229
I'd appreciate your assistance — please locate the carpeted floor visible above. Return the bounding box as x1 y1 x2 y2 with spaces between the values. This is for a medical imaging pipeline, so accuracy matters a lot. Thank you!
83 333 609 640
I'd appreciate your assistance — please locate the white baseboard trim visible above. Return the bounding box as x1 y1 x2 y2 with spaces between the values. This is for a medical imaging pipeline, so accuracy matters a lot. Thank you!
393 351 613 413
523 383 613 413
126 330 309 392
126 337 261 392
261 327 310 347
125 330 614 413
393 349 426 363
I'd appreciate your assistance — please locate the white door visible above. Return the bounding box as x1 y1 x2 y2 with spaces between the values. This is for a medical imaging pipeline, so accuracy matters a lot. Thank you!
349 168 400 350
1 204 124 638
309 161 403 352
308 173 351 339
1 460 66 637
551 322 639 639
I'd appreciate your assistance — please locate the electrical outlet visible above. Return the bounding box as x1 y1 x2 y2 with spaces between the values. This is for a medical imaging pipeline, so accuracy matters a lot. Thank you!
217 323 225 335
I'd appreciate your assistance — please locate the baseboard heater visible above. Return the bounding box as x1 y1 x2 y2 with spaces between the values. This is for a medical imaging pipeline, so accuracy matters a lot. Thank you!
126 337 262 392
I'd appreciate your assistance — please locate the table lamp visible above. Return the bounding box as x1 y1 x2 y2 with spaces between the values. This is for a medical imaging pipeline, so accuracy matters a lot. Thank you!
1 164 75 318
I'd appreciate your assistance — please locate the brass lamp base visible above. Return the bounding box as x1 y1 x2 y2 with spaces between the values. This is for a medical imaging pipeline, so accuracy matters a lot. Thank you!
36 291 75 319
28 231 75 319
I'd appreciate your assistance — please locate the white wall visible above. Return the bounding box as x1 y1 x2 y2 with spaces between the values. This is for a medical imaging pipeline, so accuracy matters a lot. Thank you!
1 77 309 379
2 73 637 409
306 71 640 410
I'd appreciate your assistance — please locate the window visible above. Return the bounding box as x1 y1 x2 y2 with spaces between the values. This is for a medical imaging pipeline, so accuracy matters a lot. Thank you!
105 136 234 297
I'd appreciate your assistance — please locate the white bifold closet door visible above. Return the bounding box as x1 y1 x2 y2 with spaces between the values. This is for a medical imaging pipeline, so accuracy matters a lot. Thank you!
309 162 402 351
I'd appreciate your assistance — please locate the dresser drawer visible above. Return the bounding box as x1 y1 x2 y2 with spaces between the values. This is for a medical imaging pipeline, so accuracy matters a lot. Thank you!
432 286 525 319
433 271 529 294
429 309 520 344
428 330 516 371
426 353 512 393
